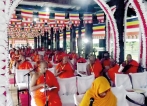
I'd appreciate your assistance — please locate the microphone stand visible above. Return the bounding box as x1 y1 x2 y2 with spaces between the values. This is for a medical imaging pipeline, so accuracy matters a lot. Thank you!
24 69 35 106
44 73 48 106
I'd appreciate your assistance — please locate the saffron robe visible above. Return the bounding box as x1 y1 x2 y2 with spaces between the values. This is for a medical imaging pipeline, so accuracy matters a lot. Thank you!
55 62 74 78
34 71 62 106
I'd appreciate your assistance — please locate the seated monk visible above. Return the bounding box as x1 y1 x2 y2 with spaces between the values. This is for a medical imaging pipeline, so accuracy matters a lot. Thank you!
86 55 102 78
80 76 117 106
30 61 62 106
10 50 20 69
32 51 39 62
76 55 86 63
121 54 139 74
44 54 53 68
108 59 120 85
16 55 33 70
100 52 111 70
69 50 78 60
55 56 75 78
35 55 44 68
53 51 62 64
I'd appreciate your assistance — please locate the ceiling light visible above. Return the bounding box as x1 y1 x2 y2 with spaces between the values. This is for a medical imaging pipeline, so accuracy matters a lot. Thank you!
34 18 37 22
83 38 89 43
46 7 49 12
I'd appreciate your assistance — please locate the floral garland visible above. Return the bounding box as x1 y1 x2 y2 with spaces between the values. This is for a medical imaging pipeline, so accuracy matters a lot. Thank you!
130 0 147 67
105 18 109 51
94 0 119 62
124 1 130 61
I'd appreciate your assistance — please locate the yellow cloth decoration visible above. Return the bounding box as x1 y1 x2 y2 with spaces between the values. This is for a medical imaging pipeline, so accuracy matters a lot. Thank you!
80 76 117 106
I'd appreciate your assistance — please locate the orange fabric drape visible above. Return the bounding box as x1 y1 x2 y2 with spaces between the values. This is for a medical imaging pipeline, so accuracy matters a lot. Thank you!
77 57 86 63
33 54 39 62
18 61 33 69
53 54 62 64
108 64 120 83
101 59 111 67
55 62 74 78
89 61 102 78
124 60 139 74
80 77 117 106
34 71 62 106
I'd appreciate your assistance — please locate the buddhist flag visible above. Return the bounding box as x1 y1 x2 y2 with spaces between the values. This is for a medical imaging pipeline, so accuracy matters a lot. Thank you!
55 13 65 20
126 17 139 39
21 9 33 21
38 11 50 23
83 13 93 23
96 12 104 23
93 23 105 39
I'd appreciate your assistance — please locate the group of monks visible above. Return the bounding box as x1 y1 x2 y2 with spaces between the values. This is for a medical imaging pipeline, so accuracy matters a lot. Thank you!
9 46 139 106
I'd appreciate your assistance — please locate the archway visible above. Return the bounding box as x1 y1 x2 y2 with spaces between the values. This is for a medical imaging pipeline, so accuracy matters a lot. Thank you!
94 0 119 62
124 3 141 62
0 0 147 105
129 0 147 67
0 0 119 104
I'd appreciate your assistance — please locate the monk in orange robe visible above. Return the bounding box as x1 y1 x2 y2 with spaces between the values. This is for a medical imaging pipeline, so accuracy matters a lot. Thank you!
121 54 139 74
32 51 39 62
16 55 33 70
70 51 78 60
100 52 111 69
53 51 62 64
76 56 87 63
86 55 103 78
10 50 20 69
44 54 53 68
55 56 75 78
108 59 120 84
30 61 62 106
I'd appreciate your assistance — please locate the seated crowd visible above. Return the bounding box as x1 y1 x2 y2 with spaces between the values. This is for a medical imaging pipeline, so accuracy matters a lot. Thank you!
9 46 141 106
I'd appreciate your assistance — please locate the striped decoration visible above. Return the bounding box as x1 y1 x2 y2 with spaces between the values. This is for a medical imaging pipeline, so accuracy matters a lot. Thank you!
55 13 65 20
10 13 21 25
59 31 70 40
49 19 56 27
69 13 80 26
93 23 105 39
96 12 104 23
83 13 93 24
126 17 139 39
66 31 70 39
21 9 33 21
38 11 49 23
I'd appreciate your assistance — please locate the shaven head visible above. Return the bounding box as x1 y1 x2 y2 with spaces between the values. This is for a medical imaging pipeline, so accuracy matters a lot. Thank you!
126 54 132 62
62 56 68 64
110 58 116 67
39 61 48 74
38 55 44 61
19 55 26 61
89 55 96 64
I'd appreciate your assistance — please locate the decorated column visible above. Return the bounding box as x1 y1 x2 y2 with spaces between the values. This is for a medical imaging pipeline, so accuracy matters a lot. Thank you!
34 37 37 49
56 30 60 50
115 0 125 63
41 34 45 49
70 28 73 52
63 27 66 51
50 28 54 50
84 23 93 58
78 20 82 56
84 13 93 58
71 25 76 52
44 31 49 50
37 35 40 49
46 31 49 49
